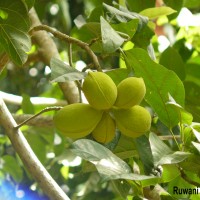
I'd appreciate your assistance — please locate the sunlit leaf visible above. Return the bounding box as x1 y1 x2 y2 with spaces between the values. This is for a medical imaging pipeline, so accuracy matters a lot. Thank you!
140 7 177 19
192 142 200 154
100 17 125 53
161 164 180 183
72 139 131 176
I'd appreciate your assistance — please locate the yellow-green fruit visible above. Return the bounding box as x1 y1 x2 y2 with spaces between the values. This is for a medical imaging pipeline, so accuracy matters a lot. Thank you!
92 112 116 143
113 105 151 138
114 77 146 109
53 103 103 138
82 71 117 110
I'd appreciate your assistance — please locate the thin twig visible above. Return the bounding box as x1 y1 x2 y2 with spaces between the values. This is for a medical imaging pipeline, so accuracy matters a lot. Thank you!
15 106 62 129
29 25 102 72
12 114 53 127
159 135 181 140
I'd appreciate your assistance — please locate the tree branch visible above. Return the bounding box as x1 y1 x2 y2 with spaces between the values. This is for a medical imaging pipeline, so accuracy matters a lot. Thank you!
29 8 79 104
0 97 70 200
29 24 102 72
0 91 67 106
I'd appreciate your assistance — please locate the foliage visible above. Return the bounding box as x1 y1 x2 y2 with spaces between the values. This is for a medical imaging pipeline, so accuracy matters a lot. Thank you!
1 0 200 199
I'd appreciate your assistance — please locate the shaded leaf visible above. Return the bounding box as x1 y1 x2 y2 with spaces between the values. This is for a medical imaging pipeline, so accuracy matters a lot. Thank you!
135 135 154 174
103 3 148 29
105 68 129 85
0 0 31 66
23 0 35 10
160 47 186 80
125 48 185 128
140 7 176 19
22 93 35 114
112 19 139 38
166 94 193 125
100 17 125 53
50 57 86 82
103 173 159 183
126 0 155 13
2 155 23 182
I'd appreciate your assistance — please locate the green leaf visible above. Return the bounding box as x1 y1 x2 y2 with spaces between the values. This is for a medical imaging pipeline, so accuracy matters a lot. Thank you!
50 57 86 82
100 17 125 53
22 93 35 114
135 135 154 174
158 151 190 165
126 0 156 13
131 25 154 49
25 133 47 164
140 7 177 19
71 139 131 177
160 47 186 80
191 128 200 142
103 3 148 29
112 19 139 39
125 48 185 128
161 164 180 183
149 132 172 166
0 0 31 66
183 0 200 8
166 94 193 125
105 68 129 85
2 155 23 182
192 142 200 154
163 0 183 20
22 0 35 10
103 173 159 183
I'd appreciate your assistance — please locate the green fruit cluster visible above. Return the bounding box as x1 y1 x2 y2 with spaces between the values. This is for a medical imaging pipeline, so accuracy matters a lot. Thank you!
53 71 151 143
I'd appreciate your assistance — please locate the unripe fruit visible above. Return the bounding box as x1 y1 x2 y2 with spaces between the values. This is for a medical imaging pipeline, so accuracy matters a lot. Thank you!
113 105 151 138
53 103 103 138
92 112 115 143
114 77 146 109
82 71 117 110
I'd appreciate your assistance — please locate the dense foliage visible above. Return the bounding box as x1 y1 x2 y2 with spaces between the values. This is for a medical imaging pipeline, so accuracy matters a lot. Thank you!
1 0 200 199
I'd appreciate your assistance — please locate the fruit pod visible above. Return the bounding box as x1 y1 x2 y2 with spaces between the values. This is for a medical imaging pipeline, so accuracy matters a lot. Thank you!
92 112 116 144
82 71 117 110
113 105 151 138
53 103 103 139
114 77 146 109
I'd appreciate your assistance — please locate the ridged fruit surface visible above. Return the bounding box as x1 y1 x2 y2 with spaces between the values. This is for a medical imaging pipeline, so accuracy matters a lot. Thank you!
82 71 117 110
114 77 146 109
53 103 103 138
113 105 151 138
92 112 115 143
